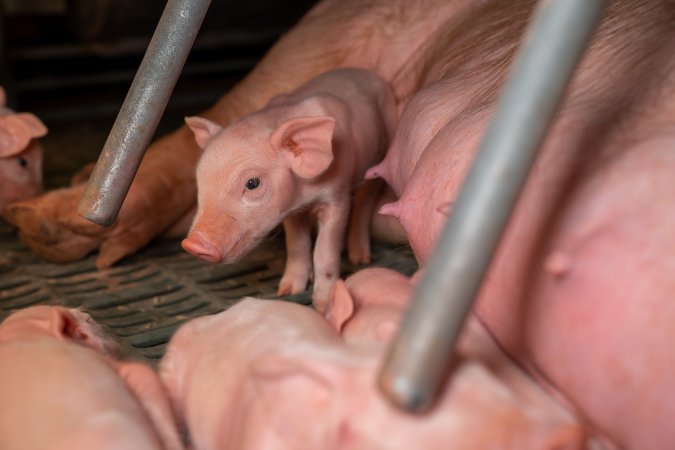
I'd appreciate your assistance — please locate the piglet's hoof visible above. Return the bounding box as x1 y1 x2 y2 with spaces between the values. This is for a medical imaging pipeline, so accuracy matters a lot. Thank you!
277 273 309 297
2 187 102 263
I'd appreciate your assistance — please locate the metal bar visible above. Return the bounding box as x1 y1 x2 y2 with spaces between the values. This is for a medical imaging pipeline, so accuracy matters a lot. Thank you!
378 0 608 412
78 0 211 226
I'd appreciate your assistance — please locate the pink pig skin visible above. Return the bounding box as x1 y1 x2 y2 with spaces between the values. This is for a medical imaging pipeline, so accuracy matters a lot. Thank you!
0 306 184 450
0 86 47 213
182 68 397 312
364 2 675 449
160 296 593 450
2 184 104 263
326 267 413 346
365 77 459 198
325 268 610 448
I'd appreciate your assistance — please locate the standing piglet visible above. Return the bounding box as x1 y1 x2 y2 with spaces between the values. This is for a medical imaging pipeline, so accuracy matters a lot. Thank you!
0 87 47 212
181 68 396 311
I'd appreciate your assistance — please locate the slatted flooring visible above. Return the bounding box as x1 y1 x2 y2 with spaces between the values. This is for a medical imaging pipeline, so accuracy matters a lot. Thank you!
0 217 417 364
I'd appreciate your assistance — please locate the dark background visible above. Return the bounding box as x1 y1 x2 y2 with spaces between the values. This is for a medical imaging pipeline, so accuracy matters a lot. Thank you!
0 0 318 186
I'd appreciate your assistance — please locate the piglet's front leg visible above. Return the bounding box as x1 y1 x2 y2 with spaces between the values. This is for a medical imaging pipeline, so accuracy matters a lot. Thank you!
278 211 313 296
312 198 350 313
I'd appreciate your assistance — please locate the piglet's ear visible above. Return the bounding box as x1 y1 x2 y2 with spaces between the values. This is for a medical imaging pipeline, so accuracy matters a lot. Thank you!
252 353 341 448
185 116 223 149
18 113 47 138
325 279 355 333
51 307 117 356
0 86 5 106
270 116 335 180
0 113 48 157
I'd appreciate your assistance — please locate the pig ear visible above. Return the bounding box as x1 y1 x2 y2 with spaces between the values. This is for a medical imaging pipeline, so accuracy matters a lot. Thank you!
185 116 223 149
252 353 342 447
325 279 354 333
0 113 48 157
0 86 5 105
17 113 47 138
270 116 335 179
51 307 116 356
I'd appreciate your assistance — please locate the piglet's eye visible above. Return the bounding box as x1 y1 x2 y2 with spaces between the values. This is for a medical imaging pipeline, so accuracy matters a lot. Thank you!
18 157 28 168
245 177 260 190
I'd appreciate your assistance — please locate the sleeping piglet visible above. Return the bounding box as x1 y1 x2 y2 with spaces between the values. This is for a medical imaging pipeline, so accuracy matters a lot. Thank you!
0 306 184 450
324 267 608 449
0 86 47 212
159 296 595 450
325 267 414 347
181 68 397 312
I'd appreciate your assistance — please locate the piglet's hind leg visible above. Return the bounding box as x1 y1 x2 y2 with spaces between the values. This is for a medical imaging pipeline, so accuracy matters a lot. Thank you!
347 179 381 265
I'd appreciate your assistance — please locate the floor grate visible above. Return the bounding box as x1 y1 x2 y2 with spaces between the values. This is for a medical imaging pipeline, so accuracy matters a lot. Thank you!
0 217 417 364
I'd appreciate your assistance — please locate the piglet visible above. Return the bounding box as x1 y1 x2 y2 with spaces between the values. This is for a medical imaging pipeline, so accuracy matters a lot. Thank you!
326 267 413 346
160 295 595 450
324 268 607 448
181 68 397 312
0 306 184 450
0 87 47 213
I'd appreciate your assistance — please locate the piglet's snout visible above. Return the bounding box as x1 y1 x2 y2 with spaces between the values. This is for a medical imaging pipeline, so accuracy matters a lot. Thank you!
182 232 222 263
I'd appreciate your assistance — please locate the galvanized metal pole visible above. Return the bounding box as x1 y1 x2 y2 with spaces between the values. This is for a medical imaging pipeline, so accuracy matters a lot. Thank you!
78 0 211 226
378 0 608 412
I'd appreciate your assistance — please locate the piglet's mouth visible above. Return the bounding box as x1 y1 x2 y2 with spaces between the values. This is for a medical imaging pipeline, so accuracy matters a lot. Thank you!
218 230 260 264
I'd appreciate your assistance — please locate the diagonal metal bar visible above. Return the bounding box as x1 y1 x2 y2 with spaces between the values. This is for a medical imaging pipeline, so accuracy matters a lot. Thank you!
78 0 211 226
378 0 608 412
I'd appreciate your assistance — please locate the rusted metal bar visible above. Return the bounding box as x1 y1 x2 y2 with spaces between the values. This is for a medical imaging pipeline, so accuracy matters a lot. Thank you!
378 0 608 412
78 0 211 226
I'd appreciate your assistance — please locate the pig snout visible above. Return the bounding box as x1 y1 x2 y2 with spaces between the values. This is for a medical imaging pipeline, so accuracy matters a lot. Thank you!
182 232 223 263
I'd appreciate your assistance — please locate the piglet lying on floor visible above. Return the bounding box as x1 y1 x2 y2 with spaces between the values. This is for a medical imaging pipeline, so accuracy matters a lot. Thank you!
159 279 597 450
325 268 607 449
181 68 397 312
0 306 184 450
0 86 47 212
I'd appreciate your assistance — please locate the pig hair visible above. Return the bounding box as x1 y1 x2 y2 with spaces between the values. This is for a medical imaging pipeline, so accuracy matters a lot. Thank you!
226 0 399 119
414 0 537 111
584 0 675 116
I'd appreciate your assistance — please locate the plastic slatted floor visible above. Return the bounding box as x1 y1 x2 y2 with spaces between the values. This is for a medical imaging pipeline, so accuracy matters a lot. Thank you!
0 218 417 364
